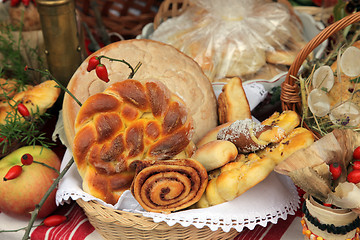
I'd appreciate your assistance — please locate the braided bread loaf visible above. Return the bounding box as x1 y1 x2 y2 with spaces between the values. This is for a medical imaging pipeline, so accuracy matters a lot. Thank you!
196 127 315 208
73 79 194 204
217 110 300 153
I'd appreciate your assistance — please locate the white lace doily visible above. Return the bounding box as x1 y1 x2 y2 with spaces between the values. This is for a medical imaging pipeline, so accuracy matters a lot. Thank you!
56 149 300 233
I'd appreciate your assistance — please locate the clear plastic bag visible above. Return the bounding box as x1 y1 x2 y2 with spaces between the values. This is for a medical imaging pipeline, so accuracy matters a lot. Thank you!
150 0 306 82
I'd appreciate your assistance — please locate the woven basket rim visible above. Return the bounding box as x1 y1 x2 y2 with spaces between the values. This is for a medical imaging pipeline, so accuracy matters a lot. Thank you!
76 199 240 239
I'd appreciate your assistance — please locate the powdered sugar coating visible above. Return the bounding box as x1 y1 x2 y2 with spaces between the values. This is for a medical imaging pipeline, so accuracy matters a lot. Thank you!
217 119 269 153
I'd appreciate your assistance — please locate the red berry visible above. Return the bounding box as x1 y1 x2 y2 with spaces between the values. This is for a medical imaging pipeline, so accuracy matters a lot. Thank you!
21 153 33 165
3 165 22 181
329 162 342 181
43 215 67 227
10 0 20 7
0 136 5 143
95 64 109 82
353 146 360 160
87 56 100 72
22 0 30 6
17 103 30 117
347 169 360 184
352 160 360 170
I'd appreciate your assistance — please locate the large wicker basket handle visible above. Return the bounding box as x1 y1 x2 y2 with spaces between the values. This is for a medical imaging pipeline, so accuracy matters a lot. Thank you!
282 11 360 111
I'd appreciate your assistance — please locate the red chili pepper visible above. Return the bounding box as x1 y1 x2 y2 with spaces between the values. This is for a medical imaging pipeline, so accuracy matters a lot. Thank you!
22 0 30 6
353 146 360 160
43 215 67 227
3 165 22 181
87 56 100 72
10 0 20 7
347 169 360 184
329 162 341 181
17 103 30 118
95 64 109 82
352 160 360 170
21 153 33 165
0 136 5 143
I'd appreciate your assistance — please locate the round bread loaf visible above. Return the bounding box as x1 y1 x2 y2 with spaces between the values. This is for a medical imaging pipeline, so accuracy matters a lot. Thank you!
63 39 218 147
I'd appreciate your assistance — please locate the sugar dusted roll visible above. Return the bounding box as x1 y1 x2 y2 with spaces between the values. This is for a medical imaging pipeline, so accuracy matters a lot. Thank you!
130 159 208 213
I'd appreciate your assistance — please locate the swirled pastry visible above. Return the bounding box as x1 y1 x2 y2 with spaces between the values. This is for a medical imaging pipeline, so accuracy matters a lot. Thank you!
73 79 194 204
130 158 208 213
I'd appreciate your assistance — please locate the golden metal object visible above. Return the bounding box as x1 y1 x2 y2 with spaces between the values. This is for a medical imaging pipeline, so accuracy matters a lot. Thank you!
37 0 84 87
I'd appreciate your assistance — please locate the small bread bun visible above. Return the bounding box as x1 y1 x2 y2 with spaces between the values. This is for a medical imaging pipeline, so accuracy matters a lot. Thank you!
196 121 233 148
217 77 251 124
192 140 238 171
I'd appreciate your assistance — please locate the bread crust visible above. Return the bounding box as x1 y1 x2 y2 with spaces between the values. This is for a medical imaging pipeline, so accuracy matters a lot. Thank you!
63 39 218 147
73 79 195 204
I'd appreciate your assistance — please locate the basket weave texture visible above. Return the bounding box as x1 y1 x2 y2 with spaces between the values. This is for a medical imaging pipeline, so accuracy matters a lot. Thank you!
77 199 239 240
281 11 360 139
76 0 164 39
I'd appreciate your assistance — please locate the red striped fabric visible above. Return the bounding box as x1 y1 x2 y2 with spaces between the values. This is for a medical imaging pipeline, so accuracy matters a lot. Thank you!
31 202 95 240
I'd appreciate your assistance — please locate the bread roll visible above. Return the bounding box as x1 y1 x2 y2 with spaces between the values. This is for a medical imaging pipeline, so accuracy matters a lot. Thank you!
63 39 218 147
258 127 315 165
196 121 233 148
0 80 60 125
217 77 251 124
192 140 238 171
217 119 275 153
196 153 275 208
216 110 301 153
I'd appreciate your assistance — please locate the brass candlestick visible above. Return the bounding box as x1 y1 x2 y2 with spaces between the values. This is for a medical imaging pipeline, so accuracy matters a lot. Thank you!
36 0 84 88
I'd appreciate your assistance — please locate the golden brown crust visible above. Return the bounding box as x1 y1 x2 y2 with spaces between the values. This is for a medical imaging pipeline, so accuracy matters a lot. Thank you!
217 77 251 124
192 140 238 171
63 39 218 148
196 153 275 208
130 158 208 213
0 80 60 125
73 79 194 204
258 127 315 165
196 121 233 148
216 111 300 153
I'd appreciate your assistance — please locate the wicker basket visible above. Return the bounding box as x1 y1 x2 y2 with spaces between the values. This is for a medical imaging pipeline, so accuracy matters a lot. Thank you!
75 0 164 40
76 199 240 240
281 11 360 139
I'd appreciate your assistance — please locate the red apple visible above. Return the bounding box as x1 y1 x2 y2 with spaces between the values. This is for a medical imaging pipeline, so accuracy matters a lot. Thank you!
0 145 61 219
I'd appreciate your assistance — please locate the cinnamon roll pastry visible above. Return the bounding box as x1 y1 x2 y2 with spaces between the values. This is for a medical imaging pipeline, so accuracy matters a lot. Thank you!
130 158 208 213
